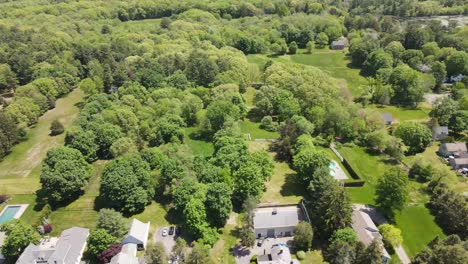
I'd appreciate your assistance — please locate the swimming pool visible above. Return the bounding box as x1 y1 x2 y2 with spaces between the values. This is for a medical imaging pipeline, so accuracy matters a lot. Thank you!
329 161 337 176
0 206 20 224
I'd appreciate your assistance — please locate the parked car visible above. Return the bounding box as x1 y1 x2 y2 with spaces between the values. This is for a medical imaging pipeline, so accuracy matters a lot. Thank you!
175 226 181 235
162 228 168 237
257 238 264 247
169 226 175 235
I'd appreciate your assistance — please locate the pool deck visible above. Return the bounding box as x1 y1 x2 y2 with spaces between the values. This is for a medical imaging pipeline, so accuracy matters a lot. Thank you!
331 160 348 180
0 204 29 221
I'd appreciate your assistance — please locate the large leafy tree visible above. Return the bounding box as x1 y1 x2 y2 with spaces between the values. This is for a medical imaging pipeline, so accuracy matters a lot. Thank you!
96 208 128 239
413 235 468 264
445 51 468 77
40 146 91 205
394 122 432 154
378 224 403 248
0 220 40 258
363 49 393 76
185 50 218 87
233 162 264 202
449 110 468 134
0 63 18 92
205 100 241 133
205 182 233 227
375 168 409 217
389 64 425 107
145 242 168 264
0 112 18 159
429 97 457 126
100 154 154 214
87 229 117 256
293 148 330 183
293 222 313 251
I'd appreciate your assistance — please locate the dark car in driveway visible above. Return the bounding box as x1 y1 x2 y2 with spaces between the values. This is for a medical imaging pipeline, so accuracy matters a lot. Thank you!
257 238 264 247
169 226 175 235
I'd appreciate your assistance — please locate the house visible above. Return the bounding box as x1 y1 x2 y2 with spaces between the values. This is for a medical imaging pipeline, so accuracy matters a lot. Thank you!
381 113 393 126
438 143 467 157
253 206 300 238
449 157 468 170
257 244 300 264
0 232 5 264
110 244 139 264
16 227 89 264
122 218 150 250
351 209 390 264
331 37 349 50
432 126 449 141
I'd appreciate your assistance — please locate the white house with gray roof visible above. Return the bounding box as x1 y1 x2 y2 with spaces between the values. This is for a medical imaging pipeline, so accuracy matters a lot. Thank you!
16 227 89 264
253 206 300 238
122 218 150 250
351 209 390 264
257 244 299 264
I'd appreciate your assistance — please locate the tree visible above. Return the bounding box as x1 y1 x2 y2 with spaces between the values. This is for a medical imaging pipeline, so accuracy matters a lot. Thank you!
239 225 255 247
326 241 356 264
139 147 167 170
413 235 468 264
306 41 315 54
363 50 393 76
394 122 432 154
378 224 403 248
277 3 290 17
185 50 219 87
409 159 435 182
375 168 409 217
429 97 457 126
0 112 18 159
449 110 468 134
110 137 138 157
0 220 40 258
100 154 154 214
384 41 405 63
0 64 18 92
233 162 264 202
316 183 353 236
293 222 313 251
40 147 91 205
97 243 122 263
205 182 232 227
65 127 98 162
49 119 64 136
445 51 468 77
172 237 187 260
431 61 447 90
96 208 128 239
183 198 208 239
293 148 330 183
145 242 168 264
186 243 213 264
288 41 298 54
361 239 383 264
205 101 241 133
87 229 117 256
329 227 357 246
389 64 426 107
315 32 329 48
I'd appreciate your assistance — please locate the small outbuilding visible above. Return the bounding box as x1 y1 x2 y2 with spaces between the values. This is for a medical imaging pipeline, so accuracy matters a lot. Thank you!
331 37 349 50
381 113 393 126
449 157 468 170
253 206 300 238
122 218 150 250
432 126 449 141
257 244 300 264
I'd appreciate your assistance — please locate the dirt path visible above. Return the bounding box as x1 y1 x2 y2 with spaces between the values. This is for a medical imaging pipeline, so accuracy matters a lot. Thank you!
0 89 84 181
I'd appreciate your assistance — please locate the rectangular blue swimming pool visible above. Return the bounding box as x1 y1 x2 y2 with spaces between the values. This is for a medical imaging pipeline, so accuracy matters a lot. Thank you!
0 206 20 224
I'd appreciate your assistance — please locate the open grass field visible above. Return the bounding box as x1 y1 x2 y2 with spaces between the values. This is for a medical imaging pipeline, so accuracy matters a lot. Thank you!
247 49 367 96
367 104 430 123
395 205 445 257
240 119 279 140
184 127 214 157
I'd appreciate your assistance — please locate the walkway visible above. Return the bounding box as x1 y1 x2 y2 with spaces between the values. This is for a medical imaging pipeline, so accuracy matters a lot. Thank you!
354 204 411 264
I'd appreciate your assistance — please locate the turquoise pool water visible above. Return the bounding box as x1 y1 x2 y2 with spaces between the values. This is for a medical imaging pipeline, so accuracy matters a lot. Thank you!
0 206 20 224
329 161 337 176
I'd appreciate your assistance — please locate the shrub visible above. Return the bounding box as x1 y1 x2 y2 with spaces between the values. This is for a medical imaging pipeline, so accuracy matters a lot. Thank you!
44 224 52 233
297 250 306 260
0 195 9 204
50 119 64 136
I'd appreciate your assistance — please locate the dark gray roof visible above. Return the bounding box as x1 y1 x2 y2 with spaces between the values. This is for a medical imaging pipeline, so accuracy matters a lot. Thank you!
351 210 390 259
16 227 89 264
442 143 467 152
435 126 449 134
253 206 299 229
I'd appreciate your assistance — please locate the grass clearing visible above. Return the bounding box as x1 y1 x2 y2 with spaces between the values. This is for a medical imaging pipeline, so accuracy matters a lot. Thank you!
394 205 445 257
0 88 84 179
240 120 279 140
184 127 214 157
244 87 256 107
211 224 237 264
367 104 429 123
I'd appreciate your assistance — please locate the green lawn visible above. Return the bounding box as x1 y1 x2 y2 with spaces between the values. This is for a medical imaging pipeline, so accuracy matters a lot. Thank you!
211 224 237 264
244 87 256 107
367 104 429 123
247 50 367 96
184 127 214 157
394 205 445 257
239 120 279 140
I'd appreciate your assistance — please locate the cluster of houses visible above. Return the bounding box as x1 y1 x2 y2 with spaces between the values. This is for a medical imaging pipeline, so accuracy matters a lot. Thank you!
251 203 390 264
15 218 149 264
439 142 468 172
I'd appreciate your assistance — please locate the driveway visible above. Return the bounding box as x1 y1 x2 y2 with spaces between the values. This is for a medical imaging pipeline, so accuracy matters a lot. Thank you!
154 227 177 256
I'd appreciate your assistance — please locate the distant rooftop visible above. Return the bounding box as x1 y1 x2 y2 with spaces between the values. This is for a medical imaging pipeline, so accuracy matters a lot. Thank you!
442 143 467 152
351 210 390 259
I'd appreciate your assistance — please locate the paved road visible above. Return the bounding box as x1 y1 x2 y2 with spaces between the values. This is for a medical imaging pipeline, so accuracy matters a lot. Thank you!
395 245 411 264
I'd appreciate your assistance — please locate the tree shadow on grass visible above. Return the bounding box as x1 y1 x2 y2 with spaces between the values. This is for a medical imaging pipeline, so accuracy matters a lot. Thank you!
247 108 263 122
280 173 307 198
187 128 212 142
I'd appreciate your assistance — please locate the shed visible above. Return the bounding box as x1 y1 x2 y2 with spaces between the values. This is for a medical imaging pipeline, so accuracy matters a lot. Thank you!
432 126 449 141
381 113 393 126
122 219 150 250
331 37 349 50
